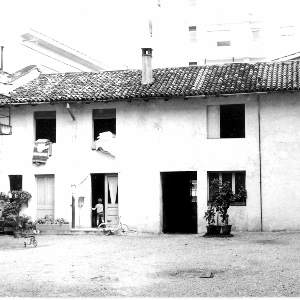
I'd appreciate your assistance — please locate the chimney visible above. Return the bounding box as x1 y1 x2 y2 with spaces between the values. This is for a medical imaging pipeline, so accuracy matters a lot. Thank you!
142 48 153 85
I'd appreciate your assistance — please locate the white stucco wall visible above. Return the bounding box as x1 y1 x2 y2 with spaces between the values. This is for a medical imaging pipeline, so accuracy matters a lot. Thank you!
260 92 300 231
1 92 298 233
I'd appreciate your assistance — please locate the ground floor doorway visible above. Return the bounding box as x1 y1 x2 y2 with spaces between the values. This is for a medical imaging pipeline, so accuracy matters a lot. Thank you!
36 175 55 219
90 173 118 228
161 171 197 233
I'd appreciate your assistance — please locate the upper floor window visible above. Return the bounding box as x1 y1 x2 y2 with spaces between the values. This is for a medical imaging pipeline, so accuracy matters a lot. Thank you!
251 28 260 42
208 171 246 206
189 62 197 66
280 25 294 37
34 111 56 143
208 30 231 47
189 0 196 7
207 104 245 139
207 30 231 47
93 109 116 141
189 26 197 43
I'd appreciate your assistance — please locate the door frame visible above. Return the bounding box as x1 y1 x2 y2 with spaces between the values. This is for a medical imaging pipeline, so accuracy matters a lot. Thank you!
35 174 55 219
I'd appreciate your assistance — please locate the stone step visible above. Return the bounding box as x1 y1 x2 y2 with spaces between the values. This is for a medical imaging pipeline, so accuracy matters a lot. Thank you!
38 228 100 235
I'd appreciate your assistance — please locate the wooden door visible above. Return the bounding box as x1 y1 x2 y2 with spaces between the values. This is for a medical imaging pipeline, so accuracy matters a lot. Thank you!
105 175 118 225
36 175 55 219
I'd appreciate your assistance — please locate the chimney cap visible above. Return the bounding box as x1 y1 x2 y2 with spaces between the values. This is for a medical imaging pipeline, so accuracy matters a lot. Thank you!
142 48 153 56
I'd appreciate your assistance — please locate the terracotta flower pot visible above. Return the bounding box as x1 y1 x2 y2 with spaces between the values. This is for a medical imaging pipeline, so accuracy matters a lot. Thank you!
206 225 221 235
13 230 22 238
221 225 232 235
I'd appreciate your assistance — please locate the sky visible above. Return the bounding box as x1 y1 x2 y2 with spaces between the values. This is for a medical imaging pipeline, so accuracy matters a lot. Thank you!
1 0 300 73
1 0 157 72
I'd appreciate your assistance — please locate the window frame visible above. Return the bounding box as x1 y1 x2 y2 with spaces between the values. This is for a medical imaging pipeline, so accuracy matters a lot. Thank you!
34 111 56 143
189 26 197 43
207 171 246 206
207 29 231 47
207 104 245 139
9 175 22 191
93 109 116 141
280 25 294 37
251 28 260 42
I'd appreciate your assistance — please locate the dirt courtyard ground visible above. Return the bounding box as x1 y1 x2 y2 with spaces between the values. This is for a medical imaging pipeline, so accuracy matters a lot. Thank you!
0 230 300 297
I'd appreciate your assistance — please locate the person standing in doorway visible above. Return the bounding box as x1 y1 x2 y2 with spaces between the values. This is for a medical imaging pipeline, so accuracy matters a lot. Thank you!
92 198 104 226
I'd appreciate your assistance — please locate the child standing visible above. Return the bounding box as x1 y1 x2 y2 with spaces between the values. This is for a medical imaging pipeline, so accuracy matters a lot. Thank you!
92 198 104 226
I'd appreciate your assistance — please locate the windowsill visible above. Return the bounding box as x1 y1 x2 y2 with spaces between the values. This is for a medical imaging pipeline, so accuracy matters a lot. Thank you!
206 202 246 207
230 202 246 207
207 137 246 139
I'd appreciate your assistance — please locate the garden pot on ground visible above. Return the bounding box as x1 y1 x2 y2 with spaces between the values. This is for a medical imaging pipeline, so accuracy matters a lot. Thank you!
13 230 22 238
221 225 232 235
206 225 221 235
214 225 221 234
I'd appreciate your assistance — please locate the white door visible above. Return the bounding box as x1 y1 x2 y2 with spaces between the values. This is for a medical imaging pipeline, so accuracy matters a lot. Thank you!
36 175 55 219
105 175 118 225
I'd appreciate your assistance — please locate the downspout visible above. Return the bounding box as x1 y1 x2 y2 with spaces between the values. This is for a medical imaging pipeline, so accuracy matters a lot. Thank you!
1 46 4 74
67 103 76 229
258 94 263 231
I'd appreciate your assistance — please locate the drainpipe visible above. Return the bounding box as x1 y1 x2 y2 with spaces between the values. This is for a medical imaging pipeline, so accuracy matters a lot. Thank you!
258 95 263 231
67 103 76 229
1 46 3 74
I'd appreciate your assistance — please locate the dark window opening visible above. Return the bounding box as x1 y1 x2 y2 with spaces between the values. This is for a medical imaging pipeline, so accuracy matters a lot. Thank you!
189 62 197 66
36 119 56 142
9 175 22 191
220 104 245 138
93 109 116 140
93 119 116 140
35 111 56 143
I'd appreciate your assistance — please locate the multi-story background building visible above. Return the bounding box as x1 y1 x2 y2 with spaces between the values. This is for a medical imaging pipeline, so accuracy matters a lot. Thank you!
155 0 300 67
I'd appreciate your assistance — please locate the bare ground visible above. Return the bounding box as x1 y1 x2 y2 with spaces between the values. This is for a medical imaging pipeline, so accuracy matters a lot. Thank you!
0 231 300 297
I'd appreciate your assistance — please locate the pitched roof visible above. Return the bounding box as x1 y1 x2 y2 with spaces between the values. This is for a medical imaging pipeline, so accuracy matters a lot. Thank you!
6 61 300 105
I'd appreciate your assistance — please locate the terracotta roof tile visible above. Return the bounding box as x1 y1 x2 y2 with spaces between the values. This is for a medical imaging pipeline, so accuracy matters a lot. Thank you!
6 61 300 104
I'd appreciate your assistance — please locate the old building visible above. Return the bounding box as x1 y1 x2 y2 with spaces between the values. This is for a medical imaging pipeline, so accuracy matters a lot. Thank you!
1 48 300 233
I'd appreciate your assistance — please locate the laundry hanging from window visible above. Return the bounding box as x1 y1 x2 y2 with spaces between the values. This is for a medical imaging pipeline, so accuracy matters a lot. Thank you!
32 139 52 165
91 131 116 157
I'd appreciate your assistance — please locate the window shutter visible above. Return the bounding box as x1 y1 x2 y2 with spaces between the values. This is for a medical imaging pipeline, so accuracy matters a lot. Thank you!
207 105 220 138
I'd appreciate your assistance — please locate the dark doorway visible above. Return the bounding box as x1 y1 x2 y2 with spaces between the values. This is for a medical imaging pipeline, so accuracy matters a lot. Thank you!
91 173 105 228
161 171 197 234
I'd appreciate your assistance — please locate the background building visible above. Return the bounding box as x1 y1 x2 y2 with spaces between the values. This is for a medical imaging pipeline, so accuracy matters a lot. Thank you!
156 0 300 66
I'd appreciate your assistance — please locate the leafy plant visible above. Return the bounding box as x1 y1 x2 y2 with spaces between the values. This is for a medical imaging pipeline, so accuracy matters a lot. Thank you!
4 214 34 231
35 215 69 225
203 204 216 225
10 190 32 202
2 200 22 219
0 192 8 199
34 215 54 224
209 179 247 226
54 218 69 225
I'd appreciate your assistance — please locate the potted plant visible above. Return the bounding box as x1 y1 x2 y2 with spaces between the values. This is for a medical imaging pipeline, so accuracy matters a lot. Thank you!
2 199 22 236
35 215 70 232
0 192 8 200
4 213 23 238
210 179 247 235
204 204 216 234
10 189 32 207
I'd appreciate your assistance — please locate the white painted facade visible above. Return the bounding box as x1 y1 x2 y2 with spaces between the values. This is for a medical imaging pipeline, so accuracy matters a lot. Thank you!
1 91 300 233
